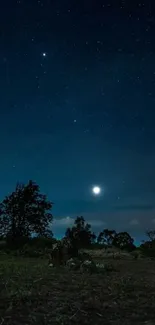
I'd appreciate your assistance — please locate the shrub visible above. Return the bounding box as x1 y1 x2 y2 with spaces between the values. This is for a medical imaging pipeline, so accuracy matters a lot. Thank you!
78 251 93 262
140 241 155 258
24 237 56 249
0 240 7 250
6 236 30 250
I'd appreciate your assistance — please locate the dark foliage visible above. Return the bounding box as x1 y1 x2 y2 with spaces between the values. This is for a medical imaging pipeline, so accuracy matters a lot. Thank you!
112 232 135 251
65 216 96 249
146 230 155 241
0 180 53 244
97 229 116 246
97 229 136 251
140 239 155 258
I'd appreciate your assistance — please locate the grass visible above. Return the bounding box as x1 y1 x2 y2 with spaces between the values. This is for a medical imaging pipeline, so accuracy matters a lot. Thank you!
0 256 155 324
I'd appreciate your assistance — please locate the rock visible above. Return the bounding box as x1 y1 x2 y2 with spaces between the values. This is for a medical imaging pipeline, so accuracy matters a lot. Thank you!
66 257 81 270
66 258 75 266
82 260 92 266
96 263 105 269
80 259 97 272
49 263 54 267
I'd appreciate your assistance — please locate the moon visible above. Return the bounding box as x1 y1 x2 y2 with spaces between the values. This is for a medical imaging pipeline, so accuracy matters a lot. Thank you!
92 186 101 195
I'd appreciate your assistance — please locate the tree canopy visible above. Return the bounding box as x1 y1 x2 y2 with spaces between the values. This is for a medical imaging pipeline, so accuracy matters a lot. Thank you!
97 229 135 251
0 180 53 240
112 232 135 251
97 229 116 246
65 216 96 248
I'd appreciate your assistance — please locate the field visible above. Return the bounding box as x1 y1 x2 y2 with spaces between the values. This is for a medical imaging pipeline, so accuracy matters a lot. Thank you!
0 255 155 325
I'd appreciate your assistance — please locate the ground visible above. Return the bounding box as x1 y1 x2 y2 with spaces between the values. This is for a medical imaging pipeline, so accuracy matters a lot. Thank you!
0 256 155 324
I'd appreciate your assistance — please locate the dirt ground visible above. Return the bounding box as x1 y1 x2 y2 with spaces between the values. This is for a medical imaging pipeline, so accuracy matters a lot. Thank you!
0 257 155 325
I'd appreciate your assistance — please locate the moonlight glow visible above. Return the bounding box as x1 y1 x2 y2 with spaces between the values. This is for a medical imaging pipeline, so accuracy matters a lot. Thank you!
92 186 101 195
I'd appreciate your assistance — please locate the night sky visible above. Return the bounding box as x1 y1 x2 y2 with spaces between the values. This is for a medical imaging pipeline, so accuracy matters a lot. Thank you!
1 0 155 242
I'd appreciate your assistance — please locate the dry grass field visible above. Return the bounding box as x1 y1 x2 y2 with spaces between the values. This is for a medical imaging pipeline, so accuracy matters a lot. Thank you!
0 254 155 325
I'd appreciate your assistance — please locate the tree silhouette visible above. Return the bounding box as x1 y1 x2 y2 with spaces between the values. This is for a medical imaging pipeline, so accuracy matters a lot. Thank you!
97 229 116 246
65 216 95 248
146 230 155 241
112 231 135 251
0 180 53 240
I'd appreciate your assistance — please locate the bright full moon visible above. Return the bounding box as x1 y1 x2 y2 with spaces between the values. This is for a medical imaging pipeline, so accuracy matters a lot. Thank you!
92 186 101 195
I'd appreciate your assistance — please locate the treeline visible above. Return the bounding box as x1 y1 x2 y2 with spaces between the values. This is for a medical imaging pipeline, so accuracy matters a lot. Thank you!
65 216 136 251
0 180 154 255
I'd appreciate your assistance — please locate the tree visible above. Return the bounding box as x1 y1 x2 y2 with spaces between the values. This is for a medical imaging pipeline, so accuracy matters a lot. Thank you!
146 230 155 241
97 231 105 245
97 229 116 246
65 216 95 248
112 231 135 251
91 232 97 244
140 230 155 255
75 216 85 229
0 180 53 240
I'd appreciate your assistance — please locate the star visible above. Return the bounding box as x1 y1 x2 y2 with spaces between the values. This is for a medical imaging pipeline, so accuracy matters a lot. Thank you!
42 52 47 57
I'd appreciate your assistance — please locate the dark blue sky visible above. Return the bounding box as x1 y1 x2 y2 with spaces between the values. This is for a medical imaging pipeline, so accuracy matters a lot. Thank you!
0 0 155 242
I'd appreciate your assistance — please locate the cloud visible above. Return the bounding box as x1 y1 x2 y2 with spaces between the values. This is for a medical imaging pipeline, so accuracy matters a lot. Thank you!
53 209 155 230
52 216 107 238
52 208 155 240
129 219 139 226
87 220 107 227
53 216 74 227
53 216 106 228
